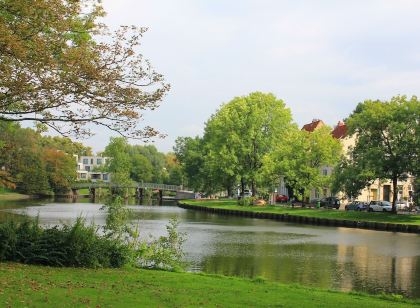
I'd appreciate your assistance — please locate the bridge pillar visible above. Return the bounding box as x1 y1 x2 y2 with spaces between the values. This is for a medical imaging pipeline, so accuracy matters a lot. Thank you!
158 190 163 205
89 187 96 199
137 188 144 199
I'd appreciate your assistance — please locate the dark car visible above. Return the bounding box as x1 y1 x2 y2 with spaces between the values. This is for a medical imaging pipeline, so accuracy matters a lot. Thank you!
276 194 289 203
320 197 341 209
345 201 367 211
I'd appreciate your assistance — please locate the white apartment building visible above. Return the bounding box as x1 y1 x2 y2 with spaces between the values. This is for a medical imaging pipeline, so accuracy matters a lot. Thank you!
74 155 111 182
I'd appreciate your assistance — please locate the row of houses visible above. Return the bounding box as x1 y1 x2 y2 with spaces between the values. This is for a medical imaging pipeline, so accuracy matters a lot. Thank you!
279 119 415 204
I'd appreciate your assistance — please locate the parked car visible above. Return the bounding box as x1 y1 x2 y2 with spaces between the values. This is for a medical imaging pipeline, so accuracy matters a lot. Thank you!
275 194 289 203
396 200 410 211
320 197 340 209
368 200 392 212
345 201 367 211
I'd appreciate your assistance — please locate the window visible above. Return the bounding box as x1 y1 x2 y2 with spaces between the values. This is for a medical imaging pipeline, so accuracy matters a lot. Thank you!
322 169 328 176
91 158 94 164
83 158 89 164
85 166 90 172
103 174 108 181
97 158 102 165
80 173 87 179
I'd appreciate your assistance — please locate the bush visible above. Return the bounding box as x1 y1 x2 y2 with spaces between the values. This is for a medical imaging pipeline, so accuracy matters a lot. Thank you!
237 197 255 206
138 218 186 271
0 217 131 268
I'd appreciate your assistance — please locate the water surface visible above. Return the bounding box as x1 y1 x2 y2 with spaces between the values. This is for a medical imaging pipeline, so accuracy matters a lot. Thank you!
1 198 419 298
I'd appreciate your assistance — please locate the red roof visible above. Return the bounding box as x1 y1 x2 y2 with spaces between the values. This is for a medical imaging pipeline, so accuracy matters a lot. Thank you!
332 121 347 139
302 119 324 132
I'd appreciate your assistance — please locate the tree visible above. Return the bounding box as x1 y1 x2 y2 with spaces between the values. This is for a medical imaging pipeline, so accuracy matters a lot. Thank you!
331 157 375 200
0 0 169 139
203 92 293 196
18 152 51 195
130 154 153 183
43 148 76 194
130 145 167 183
345 95 420 213
164 153 184 186
174 137 205 191
104 137 132 187
40 136 92 156
264 126 342 202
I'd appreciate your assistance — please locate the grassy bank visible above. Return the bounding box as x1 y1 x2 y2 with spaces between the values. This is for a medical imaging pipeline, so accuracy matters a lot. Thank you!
182 200 420 226
0 188 30 201
0 263 418 307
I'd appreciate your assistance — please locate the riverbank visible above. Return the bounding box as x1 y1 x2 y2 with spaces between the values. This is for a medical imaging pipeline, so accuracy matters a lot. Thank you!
0 192 30 201
179 200 420 233
0 263 417 307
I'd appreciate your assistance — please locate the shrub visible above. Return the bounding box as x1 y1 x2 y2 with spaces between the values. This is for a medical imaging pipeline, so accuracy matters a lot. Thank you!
0 217 131 268
237 197 255 206
138 217 186 271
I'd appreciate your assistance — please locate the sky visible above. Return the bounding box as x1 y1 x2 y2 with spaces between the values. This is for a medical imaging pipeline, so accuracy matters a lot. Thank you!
78 0 420 153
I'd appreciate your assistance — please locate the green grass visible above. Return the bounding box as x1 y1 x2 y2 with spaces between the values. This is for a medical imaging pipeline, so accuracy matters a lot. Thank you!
77 188 90 195
183 200 420 226
0 188 29 200
0 263 418 307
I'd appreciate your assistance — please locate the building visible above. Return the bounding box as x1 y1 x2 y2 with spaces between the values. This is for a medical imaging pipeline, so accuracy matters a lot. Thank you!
74 155 111 182
301 119 415 204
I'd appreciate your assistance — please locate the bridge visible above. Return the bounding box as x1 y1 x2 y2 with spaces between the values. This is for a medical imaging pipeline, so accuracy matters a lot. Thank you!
71 182 195 200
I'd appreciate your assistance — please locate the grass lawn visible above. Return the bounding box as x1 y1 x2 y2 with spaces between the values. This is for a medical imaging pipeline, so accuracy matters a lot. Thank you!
0 263 418 307
0 188 29 201
183 200 420 226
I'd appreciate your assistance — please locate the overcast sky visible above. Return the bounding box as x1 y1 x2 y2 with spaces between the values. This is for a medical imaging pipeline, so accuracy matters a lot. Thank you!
79 0 420 153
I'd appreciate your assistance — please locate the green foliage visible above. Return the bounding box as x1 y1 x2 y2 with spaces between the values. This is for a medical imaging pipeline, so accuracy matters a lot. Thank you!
199 92 293 196
130 153 154 183
0 122 81 195
0 217 131 268
139 218 186 271
331 157 374 199
101 193 186 271
237 197 255 206
345 95 420 211
264 126 341 201
18 152 52 195
174 136 205 191
102 137 184 186
102 195 132 240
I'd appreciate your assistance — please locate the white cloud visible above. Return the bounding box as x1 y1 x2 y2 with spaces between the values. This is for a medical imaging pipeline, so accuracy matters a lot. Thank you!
74 0 420 152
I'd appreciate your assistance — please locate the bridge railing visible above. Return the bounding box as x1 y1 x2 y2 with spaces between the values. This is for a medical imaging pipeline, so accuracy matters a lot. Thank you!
72 182 192 192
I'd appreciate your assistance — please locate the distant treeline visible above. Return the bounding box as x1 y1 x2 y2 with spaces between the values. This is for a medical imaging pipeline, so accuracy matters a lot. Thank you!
0 122 92 195
0 123 184 196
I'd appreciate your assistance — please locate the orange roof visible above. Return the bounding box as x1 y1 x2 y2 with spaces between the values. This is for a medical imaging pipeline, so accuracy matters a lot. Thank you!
301 119 325 132
331 121 347 139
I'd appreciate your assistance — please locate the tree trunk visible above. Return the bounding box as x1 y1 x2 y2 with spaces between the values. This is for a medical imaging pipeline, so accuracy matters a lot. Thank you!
392 176 398 214
251 180 256 197
240 178 245 198
227 185 232 198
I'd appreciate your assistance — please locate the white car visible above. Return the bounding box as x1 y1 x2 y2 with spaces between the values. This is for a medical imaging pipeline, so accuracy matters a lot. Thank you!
396 200 410 211
368 200 392 212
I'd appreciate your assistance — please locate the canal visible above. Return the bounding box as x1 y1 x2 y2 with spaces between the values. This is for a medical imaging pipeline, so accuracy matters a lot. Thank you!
1 198 419 298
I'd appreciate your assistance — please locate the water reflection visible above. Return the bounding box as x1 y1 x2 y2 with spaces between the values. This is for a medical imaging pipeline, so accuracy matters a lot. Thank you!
0 199 419 298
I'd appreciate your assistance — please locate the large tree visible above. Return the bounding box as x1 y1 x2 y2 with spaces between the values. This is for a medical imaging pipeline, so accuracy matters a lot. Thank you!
346 95 419 212
0 0 168 139
203 92 293 196
264 126 341 202
174 136 205 192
